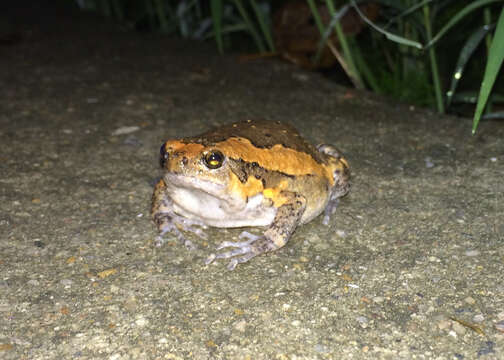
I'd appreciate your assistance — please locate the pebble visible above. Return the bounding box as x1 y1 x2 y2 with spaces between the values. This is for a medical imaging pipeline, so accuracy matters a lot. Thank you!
497 311 504 321
335 230 346 238
135 315 148 327
111 126 140 136
464 296 476 305
465 250 480 257
234 320 247 332
60 279 73 287
495 320 504 333
314 344 330 353
477 341 495 357
373 296 384 303
357 316 369 328
452 321 466 335
438 319 451 330
473 314 484 323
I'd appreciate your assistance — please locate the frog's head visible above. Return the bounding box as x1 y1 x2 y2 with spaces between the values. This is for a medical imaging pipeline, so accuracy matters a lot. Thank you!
159 140 232 190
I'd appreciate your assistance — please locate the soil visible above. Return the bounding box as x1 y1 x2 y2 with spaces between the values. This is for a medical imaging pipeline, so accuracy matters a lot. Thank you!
1 2 503 359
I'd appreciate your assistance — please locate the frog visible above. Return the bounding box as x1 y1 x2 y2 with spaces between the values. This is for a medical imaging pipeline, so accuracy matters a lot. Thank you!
151 120 350 270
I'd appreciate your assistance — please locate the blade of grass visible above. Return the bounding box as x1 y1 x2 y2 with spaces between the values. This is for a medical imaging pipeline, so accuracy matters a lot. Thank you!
482 111 504 120
314 4 344 64
351 39 381 92
250 0 275 52
384 0 433 29
325 0 364 89
306 0 326 35
350 0 423 49
203 23 249 39
427 0 502 48
446 25 492 107
473 6 504 133
451 91 504 104
423 3 444 113
153 0 169 33
210 0 224 54
483 7 494 113
232 0 265 52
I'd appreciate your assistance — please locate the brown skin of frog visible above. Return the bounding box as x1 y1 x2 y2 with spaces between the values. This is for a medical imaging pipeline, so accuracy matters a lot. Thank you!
151 120 350 270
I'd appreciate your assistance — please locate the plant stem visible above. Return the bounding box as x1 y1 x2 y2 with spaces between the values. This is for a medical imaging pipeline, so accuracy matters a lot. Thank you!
233 0 266 52
423 3 445 114
325 0 364 89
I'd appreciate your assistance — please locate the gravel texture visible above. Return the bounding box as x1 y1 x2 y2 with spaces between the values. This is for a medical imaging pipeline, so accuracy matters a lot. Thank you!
1 3 503 359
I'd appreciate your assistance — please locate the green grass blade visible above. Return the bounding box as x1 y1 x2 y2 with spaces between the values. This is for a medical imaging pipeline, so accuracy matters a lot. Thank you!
233 0 265 52
352 39 381 92
153 0 169 33
250 0 275 52
427 0 502 48
350 0 423 49
473 6 504 133
203 23 249 39
446 25 492 107
482 111 504 120
423 3 444 114
306 0 326 35
314 4 343 64
325 0 364 89
210 0 224 54
384 0 433 29
451 91 504 104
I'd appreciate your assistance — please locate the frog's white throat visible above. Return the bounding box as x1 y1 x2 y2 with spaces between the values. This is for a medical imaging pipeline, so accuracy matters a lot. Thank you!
163 173 275 227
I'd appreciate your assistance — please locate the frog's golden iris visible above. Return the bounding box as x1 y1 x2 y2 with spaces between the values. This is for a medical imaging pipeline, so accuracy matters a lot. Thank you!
204 150 224 169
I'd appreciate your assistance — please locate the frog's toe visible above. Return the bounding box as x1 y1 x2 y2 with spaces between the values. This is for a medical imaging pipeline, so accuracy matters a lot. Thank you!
238 231 263 242
322 198 340 225
156 220 197 250
206 235 266 270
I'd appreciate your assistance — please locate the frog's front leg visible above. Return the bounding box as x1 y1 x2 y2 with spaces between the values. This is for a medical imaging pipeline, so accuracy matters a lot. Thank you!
206 192 306 270
151 179 207 250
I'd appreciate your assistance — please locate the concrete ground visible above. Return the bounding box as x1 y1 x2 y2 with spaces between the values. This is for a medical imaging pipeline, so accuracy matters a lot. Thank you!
1 3 503 359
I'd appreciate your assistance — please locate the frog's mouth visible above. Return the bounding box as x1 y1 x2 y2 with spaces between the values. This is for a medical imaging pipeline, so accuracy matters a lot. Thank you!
163 173 241 213
164 173 227 196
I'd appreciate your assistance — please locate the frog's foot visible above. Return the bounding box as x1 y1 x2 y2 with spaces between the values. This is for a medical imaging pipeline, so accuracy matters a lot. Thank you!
322 198 340 226
205 231 275 270
154 212 208 250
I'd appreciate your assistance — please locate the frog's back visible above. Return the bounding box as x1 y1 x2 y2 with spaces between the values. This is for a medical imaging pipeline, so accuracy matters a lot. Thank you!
182 120 327 164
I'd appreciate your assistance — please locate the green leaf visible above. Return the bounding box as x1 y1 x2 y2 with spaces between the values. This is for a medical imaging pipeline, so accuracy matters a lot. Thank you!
250 0 275 52
427 0 502 48
233 0 265 52
446 25 492 107
307 0 326 35
210 0 224 54
473 7 504 133
350 0 423 49
153 0 169 33
482 111 504 120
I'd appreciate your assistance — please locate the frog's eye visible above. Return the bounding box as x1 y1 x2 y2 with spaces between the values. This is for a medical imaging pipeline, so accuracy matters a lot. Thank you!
159 144 168 168
204 150 224 169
